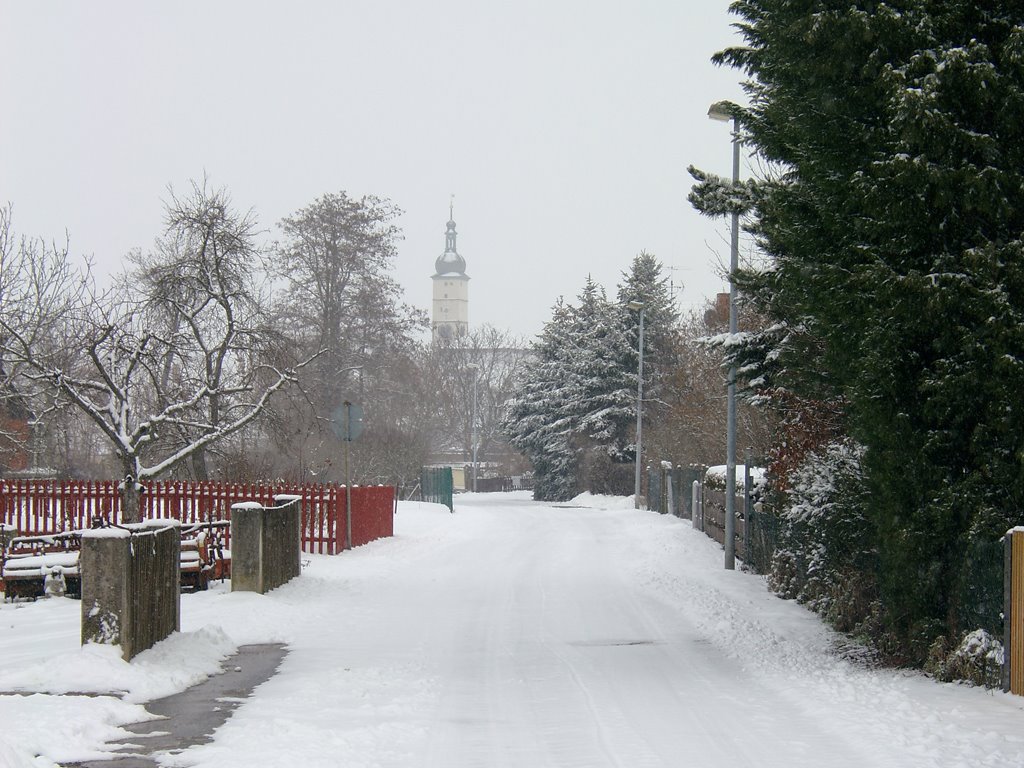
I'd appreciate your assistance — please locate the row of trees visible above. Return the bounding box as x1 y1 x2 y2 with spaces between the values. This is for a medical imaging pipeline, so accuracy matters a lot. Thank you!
503 252 771 501
0 185 526 520
690 2 1024 665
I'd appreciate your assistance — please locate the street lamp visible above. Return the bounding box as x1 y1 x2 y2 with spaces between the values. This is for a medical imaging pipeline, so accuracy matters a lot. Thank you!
333 365 363 551
627 300 645 509
467 362 480 493
709 99 740 570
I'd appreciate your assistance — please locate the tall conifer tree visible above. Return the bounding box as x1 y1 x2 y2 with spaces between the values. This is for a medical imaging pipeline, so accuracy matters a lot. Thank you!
694 1 1024 658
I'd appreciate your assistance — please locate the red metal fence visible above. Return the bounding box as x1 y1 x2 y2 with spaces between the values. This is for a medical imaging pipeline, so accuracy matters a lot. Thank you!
0 480 394 555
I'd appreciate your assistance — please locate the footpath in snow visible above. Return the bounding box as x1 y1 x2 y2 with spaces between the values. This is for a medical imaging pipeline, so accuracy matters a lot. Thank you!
1 492 1022 767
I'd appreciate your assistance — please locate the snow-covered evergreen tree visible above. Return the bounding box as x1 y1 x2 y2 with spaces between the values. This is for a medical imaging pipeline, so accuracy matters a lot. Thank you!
504 299 580 501
616 252 679 469
696 1 1024 661
504 258 679 501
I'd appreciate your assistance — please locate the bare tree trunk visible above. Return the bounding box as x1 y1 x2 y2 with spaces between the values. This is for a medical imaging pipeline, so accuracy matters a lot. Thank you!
191 450 210 481
117 452 143 523
121 469 142 523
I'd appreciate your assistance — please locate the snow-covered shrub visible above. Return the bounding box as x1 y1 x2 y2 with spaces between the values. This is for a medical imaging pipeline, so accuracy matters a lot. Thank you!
926 630 1004 688
767 548 800 599
785 440 864 525
770 440 878 636
703 464 766 493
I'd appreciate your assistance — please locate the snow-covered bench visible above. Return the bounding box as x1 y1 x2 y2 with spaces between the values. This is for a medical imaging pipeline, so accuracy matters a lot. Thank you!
1 521 231 600
1 532 82 600
178 520 231 592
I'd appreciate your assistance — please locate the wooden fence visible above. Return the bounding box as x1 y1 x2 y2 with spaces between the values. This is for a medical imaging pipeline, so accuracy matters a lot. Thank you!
0 480 394 555
699 487 751 561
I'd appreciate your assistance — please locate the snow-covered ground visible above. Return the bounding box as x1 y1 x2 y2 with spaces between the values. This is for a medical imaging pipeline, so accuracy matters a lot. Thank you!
1 492 1022 767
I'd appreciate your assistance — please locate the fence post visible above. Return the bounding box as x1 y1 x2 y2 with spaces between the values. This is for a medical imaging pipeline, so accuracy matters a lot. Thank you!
663 462 674 516
743 454 752 564
692 480 702 531
647 466 661 514
1005 528 1024 694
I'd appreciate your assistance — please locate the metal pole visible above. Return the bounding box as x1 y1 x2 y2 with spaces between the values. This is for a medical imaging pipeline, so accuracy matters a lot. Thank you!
743 448 752 563
344 402 352 551
725 115 740 570
634 307 645 509
692 479 702 531
471 368 479 493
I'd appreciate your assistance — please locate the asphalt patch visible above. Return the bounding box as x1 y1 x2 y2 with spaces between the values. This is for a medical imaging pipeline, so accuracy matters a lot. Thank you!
65 642 288 768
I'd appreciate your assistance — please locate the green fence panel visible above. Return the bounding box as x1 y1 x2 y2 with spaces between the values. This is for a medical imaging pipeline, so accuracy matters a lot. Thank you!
421 467 454 512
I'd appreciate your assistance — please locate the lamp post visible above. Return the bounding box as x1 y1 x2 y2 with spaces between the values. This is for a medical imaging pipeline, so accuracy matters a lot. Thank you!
467 362 480 493
627 300 645 509
332 365 363 551
709 99 740 570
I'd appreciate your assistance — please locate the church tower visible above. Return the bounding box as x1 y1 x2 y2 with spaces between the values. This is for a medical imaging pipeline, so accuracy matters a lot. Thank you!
432 202 470 340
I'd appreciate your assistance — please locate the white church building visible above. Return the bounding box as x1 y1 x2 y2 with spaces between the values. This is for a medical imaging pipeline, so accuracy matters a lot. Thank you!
432 204 469 340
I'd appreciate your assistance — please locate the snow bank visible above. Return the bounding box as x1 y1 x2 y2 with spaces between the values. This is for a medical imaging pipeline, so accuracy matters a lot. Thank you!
0 625 236 702
568 492 635 510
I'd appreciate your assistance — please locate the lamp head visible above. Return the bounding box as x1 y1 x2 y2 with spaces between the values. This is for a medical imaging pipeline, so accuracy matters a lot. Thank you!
707 100 735 122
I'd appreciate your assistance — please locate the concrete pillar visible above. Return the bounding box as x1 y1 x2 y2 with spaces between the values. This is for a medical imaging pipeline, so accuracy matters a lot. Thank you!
229 502 264 593
80 531 130 650
80 521 180 661
230 495 302 595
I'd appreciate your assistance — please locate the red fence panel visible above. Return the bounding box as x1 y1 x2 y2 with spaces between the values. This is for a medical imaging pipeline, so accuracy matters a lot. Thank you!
0 479 393 555
349 485 395 547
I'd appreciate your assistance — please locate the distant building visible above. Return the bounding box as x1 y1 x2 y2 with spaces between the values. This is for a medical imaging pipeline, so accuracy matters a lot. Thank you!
432 203 469 340
0 393 31 475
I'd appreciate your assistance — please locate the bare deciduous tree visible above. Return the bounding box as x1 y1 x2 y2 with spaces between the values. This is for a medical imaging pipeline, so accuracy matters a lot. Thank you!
424 325 528 475
0 205 83 473
265 191 428 484
0 185 318 521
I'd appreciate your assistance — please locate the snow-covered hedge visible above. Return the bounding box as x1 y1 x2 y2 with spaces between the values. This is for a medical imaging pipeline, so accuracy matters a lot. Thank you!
767 439 877 636
702 464 766 493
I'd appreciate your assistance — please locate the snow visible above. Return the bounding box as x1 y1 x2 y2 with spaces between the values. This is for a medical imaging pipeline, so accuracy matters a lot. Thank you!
1 552 79 571
230 501 264 511
2 492 1023 767
80 519 182 539
704 463 766 490
78 527 131 539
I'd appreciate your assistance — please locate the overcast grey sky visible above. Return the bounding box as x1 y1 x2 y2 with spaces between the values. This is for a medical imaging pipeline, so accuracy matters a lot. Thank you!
1 1 746 340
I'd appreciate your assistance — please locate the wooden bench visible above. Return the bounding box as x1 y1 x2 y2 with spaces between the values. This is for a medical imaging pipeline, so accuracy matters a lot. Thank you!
1 521 232 600
179 520 231 592
1 532 82 601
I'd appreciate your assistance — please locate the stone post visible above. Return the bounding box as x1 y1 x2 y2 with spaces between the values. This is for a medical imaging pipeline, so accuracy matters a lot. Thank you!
230 495 302 594
80 521 181 661
229 501 264 593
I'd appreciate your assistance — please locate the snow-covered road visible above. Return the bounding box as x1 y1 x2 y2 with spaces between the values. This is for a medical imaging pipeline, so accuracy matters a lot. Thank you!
2 493 1023 767
411 495 863 767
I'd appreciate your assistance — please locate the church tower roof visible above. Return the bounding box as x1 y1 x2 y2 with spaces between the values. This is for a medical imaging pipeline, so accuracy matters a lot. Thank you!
433 201 468 277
